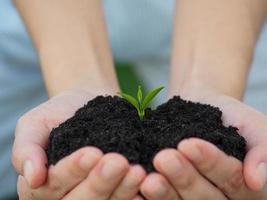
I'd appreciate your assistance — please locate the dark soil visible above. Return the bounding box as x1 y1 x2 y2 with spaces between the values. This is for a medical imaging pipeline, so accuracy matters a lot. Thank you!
46 96 246 172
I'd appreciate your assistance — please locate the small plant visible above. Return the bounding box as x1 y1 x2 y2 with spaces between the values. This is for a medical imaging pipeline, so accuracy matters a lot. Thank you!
119 85 164 121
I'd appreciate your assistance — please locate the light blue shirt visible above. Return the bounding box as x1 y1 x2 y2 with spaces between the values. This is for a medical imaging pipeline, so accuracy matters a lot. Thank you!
0 1 47 199
0 0 266 199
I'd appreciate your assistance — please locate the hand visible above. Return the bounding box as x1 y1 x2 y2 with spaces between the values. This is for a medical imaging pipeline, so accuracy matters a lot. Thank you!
140 89 267 199
179 88 267 192
12 88 146 199
141 141 267 200
12 88 100 188
18 148 145 200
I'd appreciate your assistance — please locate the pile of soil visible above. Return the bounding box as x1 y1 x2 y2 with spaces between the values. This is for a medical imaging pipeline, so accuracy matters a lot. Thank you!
46 96 246 172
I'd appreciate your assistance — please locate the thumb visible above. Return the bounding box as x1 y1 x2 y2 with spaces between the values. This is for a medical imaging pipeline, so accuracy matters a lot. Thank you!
12 116 49 189
244 145 267 191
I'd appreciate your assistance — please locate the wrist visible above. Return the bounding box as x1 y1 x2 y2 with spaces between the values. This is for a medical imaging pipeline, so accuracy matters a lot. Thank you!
169 76 244 102
52 80 120 102
70 77 120 96
38 44 119 97
169 78 215 100
169 55 252 101
46 74 120 97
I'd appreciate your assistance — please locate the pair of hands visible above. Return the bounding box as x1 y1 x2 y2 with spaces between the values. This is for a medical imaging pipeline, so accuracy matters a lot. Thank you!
12 89 267 199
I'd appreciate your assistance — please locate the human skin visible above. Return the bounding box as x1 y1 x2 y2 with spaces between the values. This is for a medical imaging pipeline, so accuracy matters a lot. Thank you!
14 0 119 97
141 91 267 200
12 0 267 199
12 0 145 199
140 0 267 199
170 0 267 192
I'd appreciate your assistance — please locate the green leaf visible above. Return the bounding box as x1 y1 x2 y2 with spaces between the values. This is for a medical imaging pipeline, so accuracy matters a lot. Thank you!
137 85 143 103
118 92 139 111
141 86 164 109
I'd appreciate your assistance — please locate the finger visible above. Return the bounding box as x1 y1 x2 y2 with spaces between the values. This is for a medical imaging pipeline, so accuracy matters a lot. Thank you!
154 149 227 200
132 195 145 200
178 138 256 199
140 173 181 200
110 165 146 200
17 175 33 200
244 145 267 191
12 114 50 188
28 147 103 200
63 153 129 200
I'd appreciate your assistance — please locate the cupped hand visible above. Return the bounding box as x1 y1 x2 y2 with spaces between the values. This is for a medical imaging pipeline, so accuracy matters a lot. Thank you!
183 90 267 191
18 148 145 200
12 89 100 188
141 140 267 200
141 89 267 199
12 88 146 199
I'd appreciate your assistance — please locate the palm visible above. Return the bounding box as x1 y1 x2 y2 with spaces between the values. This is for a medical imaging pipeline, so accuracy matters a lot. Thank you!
187 92 267 190
27 89 98 138
198 93 267 149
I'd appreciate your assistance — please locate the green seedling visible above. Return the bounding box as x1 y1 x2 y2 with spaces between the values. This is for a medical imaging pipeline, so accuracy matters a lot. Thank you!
119 85 164 121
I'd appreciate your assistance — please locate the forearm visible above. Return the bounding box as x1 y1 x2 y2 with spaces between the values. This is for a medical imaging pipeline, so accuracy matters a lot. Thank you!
14 0 119 96
170 0 267 100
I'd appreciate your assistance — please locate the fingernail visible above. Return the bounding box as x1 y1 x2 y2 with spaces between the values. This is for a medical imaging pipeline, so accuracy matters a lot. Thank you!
101 160 125 180
79 151 101 171
23 160 34 186
256 162 267 187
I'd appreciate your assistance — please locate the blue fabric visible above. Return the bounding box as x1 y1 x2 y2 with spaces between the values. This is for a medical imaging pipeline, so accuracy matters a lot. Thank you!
0 0 266 199
244 24 267 110
0 1 48 199
104 0 174 62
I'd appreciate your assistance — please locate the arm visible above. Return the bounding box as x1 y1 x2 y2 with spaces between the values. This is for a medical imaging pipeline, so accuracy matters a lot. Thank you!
14 0 119 96
169 0 267 100
147 1 267 199
12 1 145 199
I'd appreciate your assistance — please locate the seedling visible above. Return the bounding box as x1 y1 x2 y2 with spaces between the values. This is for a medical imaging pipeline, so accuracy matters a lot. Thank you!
119 85 164 121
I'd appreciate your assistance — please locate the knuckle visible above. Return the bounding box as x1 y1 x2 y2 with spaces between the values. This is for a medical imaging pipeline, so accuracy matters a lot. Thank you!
11 146 21 172
86 170 112 195
142 184 157 196
219 164 244 194
110 193 128 200
90 180 110 195
104 153 129 166
199 156 219 174
11 149 18 168
47 170 61 191
111 178 142 200
122 173 144 190
66 150 100 178
69 164 83 177
15 114 32 138
142 177 171 199
66 160 88 179
175 173 195 189
16 115 28 132
48 179 61 192
194 142 221 174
